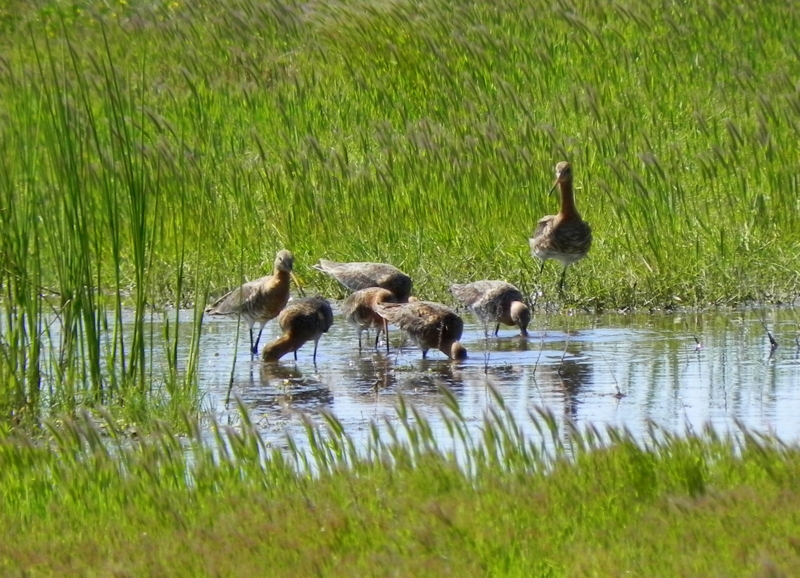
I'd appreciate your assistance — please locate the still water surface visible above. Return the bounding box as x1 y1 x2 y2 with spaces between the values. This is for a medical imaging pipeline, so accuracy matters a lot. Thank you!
197 306 800 450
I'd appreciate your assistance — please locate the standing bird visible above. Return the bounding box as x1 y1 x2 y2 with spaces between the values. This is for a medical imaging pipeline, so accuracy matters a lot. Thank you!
529 161 592 292
375 301 467 360
262 297 334 362
205 249 301 354
450 280 530 337
341 287 397 352
312 259 413 302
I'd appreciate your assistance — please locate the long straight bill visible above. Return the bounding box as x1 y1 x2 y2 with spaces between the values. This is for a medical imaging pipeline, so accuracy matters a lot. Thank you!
290 272 306 297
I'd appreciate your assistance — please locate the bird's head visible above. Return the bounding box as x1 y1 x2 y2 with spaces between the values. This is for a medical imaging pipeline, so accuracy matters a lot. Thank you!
549 161 573 193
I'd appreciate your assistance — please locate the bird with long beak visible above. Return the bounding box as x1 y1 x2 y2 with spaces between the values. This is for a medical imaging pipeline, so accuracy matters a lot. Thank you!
450 280 531 337
529 161 592 292
375 301 467 360
205 249 304 354
341 287 397 352
261 296 334 363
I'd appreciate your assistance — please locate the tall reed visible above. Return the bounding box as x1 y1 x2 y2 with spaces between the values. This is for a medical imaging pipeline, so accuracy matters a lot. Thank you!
0 15 207 425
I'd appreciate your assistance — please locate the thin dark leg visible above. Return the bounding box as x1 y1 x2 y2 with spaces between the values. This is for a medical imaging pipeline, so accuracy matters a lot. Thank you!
358 331 363 352
312 339 319 362
422 349 428 359
374 327 380 351
293 350 298 361
558 266 567 293
494 322 500 336
249 328 257 355
384 322 390 353
252 324 266 355
537 260 547 293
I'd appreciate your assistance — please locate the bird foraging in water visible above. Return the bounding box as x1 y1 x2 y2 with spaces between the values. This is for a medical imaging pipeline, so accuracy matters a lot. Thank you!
341 287 397 352
312 259 413 302
204 249 301 355
449 280 530 337
261 296 334 363
529 161 592 292
375 301 467 360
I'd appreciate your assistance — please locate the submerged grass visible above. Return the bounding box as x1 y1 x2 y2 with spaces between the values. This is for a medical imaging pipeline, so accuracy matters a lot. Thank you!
1 0 800 418
1 393 800 576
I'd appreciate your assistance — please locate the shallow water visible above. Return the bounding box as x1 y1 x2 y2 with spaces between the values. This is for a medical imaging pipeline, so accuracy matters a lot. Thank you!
198 306 800 450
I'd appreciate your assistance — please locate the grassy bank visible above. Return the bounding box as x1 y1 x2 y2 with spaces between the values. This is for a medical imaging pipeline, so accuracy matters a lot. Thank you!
1 0 799 417
1 395 799 576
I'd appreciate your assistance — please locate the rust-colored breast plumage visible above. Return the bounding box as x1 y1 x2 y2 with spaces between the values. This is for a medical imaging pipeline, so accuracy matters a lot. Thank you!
262 297 333 361
205 271 292 325
278 297 334 338
342 287 396 330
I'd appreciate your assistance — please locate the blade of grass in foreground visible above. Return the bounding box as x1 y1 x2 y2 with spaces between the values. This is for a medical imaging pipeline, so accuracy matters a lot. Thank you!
0 393 799 575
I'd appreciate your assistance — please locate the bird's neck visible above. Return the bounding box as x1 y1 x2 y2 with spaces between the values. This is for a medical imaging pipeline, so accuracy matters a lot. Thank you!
558 180 581 218
262 334 296 361
273 269 291 283
438 340 457 359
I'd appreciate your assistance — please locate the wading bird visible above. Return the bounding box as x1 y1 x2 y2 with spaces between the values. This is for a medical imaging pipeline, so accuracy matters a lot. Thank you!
312 259 413 302
205 249 301 354
450 280 530 337
261 296 334 363
341 287 397 352
529 161 592 292
375 301 467 360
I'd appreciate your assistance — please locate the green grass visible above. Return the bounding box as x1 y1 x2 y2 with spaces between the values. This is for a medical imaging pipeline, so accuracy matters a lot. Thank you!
2 0 799 304
2 393 800 576
1 1 800 417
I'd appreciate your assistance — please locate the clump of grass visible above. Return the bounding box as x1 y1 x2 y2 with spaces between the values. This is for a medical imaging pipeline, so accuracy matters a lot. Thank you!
1 391 800 575
0 14 208 426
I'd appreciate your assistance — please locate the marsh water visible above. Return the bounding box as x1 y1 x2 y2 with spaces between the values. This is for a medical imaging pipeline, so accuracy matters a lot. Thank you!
197 306 800 450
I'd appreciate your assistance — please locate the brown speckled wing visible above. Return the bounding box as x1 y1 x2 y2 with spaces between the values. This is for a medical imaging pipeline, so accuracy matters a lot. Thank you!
205 277 266 314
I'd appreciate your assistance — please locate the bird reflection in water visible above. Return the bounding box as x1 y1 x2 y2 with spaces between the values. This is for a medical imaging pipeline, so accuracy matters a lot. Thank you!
339 353 466 400
339 353 398 394
535 344 593 425
476 334 535 355
399 359 466 395
233 363 334 424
